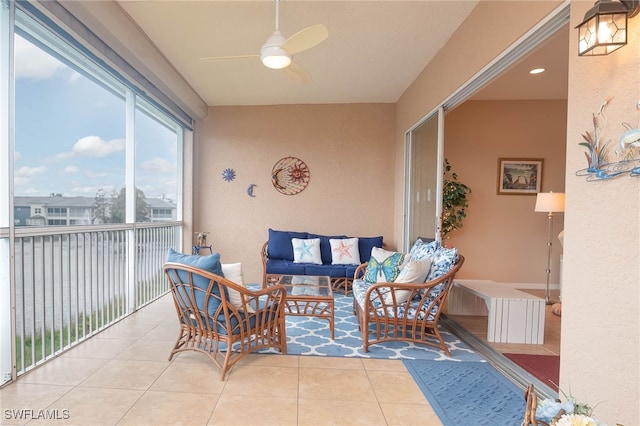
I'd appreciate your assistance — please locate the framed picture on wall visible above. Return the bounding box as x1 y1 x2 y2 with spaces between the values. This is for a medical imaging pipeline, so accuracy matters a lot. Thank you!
497 158 543 195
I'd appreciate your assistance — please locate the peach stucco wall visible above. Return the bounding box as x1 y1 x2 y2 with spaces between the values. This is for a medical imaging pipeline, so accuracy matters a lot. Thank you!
559 2 639 423
444 100 567 284
194 104 395 283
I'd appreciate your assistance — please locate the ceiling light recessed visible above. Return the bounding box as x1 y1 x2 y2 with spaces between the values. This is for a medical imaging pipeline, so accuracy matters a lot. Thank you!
529 68 546 75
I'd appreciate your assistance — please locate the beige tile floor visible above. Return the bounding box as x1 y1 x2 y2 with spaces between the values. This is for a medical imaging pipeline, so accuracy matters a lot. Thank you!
0 294 443 426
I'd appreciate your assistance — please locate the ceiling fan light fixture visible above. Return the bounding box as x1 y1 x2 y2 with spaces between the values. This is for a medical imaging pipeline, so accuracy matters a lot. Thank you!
260 30 292 69
261 49 292 69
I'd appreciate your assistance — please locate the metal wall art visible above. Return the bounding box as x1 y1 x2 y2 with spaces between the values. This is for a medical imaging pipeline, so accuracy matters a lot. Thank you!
222 168 236 182
576 99 640 181
271 156 310 195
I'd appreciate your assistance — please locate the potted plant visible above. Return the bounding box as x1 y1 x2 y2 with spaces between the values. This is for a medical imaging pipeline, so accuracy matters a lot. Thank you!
442 159 471 239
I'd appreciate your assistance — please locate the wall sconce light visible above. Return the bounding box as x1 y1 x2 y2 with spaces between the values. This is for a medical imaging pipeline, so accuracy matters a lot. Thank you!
577 0 640 56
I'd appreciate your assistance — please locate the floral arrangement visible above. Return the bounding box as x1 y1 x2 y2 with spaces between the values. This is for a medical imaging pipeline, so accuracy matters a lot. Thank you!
536 393 602 426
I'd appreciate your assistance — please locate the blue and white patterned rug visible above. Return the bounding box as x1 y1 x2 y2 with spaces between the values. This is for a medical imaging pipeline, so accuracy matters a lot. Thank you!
259 291 485 362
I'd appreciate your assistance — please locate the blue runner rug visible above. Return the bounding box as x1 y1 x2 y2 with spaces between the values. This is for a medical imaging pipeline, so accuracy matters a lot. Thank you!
258 291 484 362
403 359 526 425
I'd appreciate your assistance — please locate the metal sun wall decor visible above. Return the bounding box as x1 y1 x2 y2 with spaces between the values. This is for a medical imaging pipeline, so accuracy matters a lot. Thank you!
222 168 236 182
271 156 310 195
576 98 640 181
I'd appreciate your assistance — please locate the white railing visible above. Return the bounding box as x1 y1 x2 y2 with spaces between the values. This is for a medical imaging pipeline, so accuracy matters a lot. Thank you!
11 223 181 376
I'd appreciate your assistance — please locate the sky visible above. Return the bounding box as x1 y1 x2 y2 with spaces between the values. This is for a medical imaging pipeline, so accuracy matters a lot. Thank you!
13 34 179 201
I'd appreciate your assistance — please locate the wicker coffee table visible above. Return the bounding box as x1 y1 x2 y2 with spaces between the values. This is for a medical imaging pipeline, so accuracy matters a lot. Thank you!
276 275 334 339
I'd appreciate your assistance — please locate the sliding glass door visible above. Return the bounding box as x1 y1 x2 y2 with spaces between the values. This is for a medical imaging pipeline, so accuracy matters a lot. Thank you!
404 108 444 251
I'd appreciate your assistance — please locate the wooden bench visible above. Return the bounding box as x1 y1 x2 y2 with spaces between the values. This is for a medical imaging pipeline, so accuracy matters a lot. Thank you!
447 279 546 344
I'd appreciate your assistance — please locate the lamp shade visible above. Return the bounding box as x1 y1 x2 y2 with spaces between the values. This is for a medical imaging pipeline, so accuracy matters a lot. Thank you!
535 192 565 213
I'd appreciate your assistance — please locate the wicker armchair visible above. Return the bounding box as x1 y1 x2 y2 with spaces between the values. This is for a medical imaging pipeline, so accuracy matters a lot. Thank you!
352 255 464 355
164 262 287 380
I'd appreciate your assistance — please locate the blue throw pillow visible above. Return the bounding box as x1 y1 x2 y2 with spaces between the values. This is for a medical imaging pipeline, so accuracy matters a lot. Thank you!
358 236 384 263
267 228 308 261
166 248 224 316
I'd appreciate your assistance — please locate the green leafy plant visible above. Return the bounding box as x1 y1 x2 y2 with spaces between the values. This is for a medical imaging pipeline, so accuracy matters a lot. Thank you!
442 159 471 239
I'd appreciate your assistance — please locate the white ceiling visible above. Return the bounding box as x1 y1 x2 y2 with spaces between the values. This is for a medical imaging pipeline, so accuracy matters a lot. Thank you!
117 0 568 107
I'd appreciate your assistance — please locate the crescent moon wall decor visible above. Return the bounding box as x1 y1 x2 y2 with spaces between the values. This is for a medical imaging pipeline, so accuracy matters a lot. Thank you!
247 184 257 197
271 156 310 195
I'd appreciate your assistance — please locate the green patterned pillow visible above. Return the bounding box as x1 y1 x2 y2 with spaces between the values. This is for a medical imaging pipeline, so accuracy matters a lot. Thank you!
364 247 407 283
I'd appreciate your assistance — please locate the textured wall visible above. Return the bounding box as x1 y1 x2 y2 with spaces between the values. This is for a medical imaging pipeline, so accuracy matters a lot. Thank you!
560 3 640 424
193 104 396 282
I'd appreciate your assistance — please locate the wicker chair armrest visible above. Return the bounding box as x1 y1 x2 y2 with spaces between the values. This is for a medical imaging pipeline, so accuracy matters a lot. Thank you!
354 262 369 280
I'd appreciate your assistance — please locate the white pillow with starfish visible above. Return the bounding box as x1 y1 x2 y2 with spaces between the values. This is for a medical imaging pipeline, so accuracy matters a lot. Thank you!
292 238 323 264
329 237 361 265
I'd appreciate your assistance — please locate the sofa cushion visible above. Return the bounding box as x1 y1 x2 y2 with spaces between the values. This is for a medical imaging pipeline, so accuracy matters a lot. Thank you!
268 228 308 261
330 237 361 265
364 247 407 284
304 264 349 278
265 259 306 276
308 233 347 264
292 238 323 264
166 248 223 316
358 236 384 262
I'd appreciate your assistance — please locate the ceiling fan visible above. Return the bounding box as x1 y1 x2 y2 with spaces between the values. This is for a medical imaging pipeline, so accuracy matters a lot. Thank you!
199 0 328 84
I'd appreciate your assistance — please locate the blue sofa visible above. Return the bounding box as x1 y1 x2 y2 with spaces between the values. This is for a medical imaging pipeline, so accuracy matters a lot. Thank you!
261 228 383 294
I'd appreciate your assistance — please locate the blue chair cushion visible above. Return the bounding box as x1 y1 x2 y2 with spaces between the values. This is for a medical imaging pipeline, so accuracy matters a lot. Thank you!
166 248 224 317
268 228 308 261
358 236 384 261
352 279 439 322
266 259 306 275
308 233 347 264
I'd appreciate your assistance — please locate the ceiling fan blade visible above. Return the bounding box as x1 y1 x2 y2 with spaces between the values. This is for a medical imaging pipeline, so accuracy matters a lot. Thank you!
281 24 328 55
283 61 312 84
199 54 259 62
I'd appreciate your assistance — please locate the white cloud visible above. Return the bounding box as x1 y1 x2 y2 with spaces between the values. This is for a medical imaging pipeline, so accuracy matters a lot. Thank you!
139 157 176 174
50 135 125 161
16 165 46 177
14 177 30 186
14 35 67 81
64 166 80 173
86 171 109 178
72 136 124 157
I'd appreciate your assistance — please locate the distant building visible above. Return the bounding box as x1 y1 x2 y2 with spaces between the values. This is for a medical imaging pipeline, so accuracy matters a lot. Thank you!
147 197 178 222
13 195 177 226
